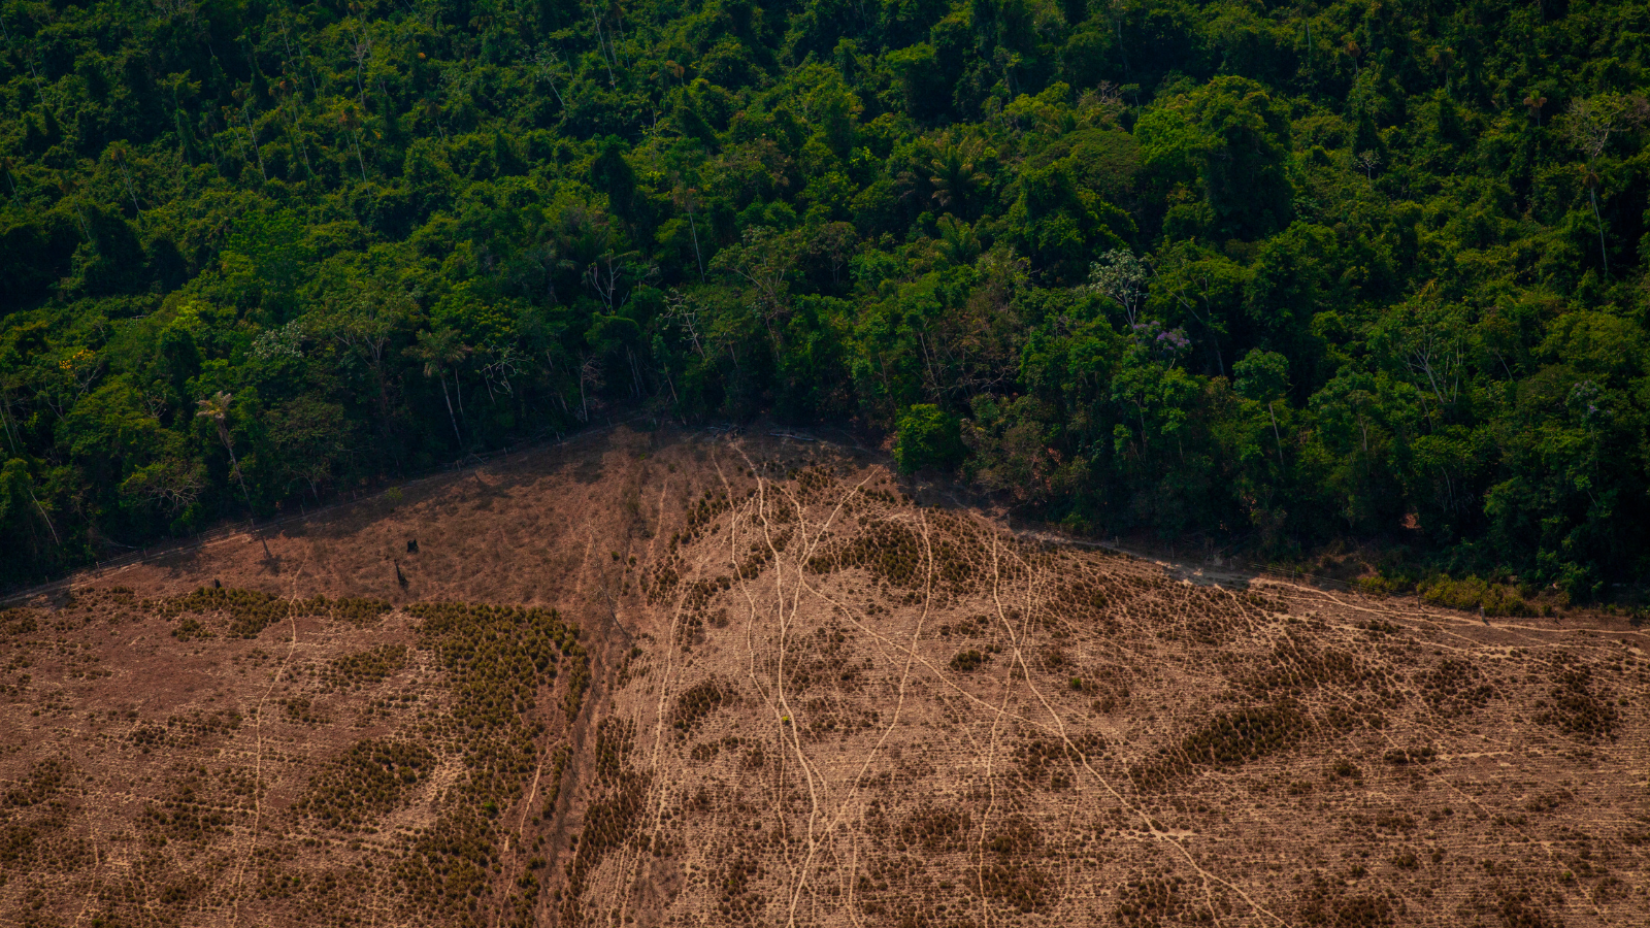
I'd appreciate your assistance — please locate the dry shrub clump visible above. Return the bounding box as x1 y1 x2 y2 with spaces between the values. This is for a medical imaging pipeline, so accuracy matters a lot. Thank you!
671 678 735 734
294 739 437 830
141 803 232 847
794 464 837 498
1536 662 1620 742
1474 889 1562 928
784 624 858 692
1131 702 1314 792
0 607 38 637
716 852 766 922
1 756 93 876
172 616 214 640
1015 732 1105 789
390 601 585 925
1114 872 1196 927
980 817 1053 913
1048 580 1124 635
282 695 328 724
735 526 792 580
147 587 323 637
322 643 409 690
981 859 1055 914
1418 658 1496 718
331 596 396 627
674 490 734 548
1295 874 1396 927
146 587 390 638
1241 633 1368 697
560 718 651 925
643 559 682 604
1381 744 1438 766
897 803 972 852
806 518 924 586
3 757 72 809
126 708 243 752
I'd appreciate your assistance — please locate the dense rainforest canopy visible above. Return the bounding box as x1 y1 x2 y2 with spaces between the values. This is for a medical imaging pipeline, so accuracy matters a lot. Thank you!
1 0 1648 596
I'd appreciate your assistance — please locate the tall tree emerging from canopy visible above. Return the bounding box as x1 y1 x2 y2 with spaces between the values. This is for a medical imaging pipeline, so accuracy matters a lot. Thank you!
196 391 250 511
409 328 470 449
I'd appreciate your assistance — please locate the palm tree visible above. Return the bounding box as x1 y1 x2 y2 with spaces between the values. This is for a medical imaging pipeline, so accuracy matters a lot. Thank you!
928 136 991 217
408 328 469 447
1565 97 1619 277
196 391 252 508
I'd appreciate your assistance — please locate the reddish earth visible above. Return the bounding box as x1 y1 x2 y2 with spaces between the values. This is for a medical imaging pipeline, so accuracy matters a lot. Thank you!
2 426 1646 927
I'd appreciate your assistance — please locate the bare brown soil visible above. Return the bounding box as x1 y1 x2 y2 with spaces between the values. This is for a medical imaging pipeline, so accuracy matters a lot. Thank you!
2 426 1646 927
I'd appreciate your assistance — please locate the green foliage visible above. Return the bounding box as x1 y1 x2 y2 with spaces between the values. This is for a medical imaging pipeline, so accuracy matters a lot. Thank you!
1234 350 1289 405
1 0 1649 595
893 403 964 473
1416 575 1536 617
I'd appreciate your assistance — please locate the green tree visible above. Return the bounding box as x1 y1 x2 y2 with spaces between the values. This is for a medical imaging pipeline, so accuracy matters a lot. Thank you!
1234 349 1289 467
894 404 965 474
408 328 470 448
1138 76 1294 239
196 391 251 511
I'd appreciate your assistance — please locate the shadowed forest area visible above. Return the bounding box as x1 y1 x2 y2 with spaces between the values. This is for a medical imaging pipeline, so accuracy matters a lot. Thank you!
1 0 1648 599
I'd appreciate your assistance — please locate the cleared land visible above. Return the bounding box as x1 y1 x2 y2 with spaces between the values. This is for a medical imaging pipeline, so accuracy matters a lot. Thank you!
2 427 1647 927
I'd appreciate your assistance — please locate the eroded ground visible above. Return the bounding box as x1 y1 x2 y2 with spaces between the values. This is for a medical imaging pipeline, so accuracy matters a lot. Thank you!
0 588 587 928
2 428 1647 927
